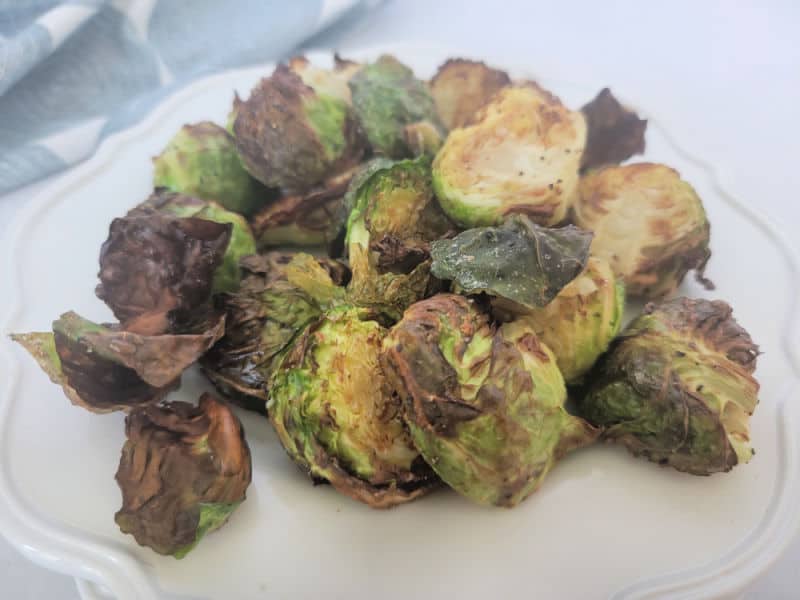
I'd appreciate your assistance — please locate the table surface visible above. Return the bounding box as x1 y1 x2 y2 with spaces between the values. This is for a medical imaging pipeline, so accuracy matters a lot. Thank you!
1 0 798 598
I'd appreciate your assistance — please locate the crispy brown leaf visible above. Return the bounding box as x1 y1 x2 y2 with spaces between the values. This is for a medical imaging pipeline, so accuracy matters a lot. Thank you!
581 88 647 170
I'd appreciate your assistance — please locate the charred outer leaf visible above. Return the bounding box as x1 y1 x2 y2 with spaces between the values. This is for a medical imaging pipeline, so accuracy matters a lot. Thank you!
580 88 647 171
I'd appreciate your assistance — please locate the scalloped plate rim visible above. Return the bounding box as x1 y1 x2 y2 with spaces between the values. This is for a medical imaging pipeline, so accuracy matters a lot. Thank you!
0 42 798 600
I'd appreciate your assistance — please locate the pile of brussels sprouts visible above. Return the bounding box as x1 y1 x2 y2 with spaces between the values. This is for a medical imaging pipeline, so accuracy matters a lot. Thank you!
13 54 760 557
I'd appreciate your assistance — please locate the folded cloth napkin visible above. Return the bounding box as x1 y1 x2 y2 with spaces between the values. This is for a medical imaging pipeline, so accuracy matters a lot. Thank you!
0 0 368 195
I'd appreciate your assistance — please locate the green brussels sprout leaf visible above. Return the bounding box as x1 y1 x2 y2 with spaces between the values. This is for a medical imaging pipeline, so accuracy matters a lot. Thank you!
431 215 592 312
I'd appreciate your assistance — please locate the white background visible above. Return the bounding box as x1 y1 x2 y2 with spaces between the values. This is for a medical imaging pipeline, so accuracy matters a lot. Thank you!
1 0 798 597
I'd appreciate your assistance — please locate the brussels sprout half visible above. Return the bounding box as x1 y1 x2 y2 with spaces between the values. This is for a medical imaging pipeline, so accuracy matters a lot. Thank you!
349 55 443 158
574 162 712 298
152 121 271 216
232 64 365 191
201 252 348 412
520 257 625 382
429 58 511 130
432 84 587 228
345 157 454 320
382 294 598 507
269 307 438 508
580 297 760 475
430 215 592 314
115 393 251 558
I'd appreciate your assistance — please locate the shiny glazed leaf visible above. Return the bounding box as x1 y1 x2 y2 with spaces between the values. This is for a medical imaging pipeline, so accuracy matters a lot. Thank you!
431 215 592 311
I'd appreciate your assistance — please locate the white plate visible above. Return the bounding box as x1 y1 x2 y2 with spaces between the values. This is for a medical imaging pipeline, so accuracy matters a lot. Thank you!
1 44 799 600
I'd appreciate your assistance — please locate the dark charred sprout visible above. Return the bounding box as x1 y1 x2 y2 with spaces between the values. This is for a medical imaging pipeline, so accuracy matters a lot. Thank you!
133 190 256 295
580 297 759 474
574 163 712 298
429 58 510 130
348 55 443 158
381 294 597 507
152 121 271 216
96 212 231 334
430 215 592 314
115 393 252 558
268 307 438 508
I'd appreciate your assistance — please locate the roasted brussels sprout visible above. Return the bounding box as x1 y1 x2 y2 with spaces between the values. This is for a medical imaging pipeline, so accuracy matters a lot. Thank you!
232 64 364 191
519 257 624 382
580 297 759 474
200 253 347 412
580 88 647 171
429 58 510 130
152 121 270 215
345 157 454 320
11 311 224 413
574 163 712 298
134 190 256 295
269 307 437 507
349 55 442 158
382 294 597 507
430 215 592 313
250 166 357 249
432 84 587 228
115 393 252 557
96 213 231 333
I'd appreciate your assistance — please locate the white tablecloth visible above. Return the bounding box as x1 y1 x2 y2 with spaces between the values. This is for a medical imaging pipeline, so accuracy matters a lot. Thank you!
1 0 798 597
